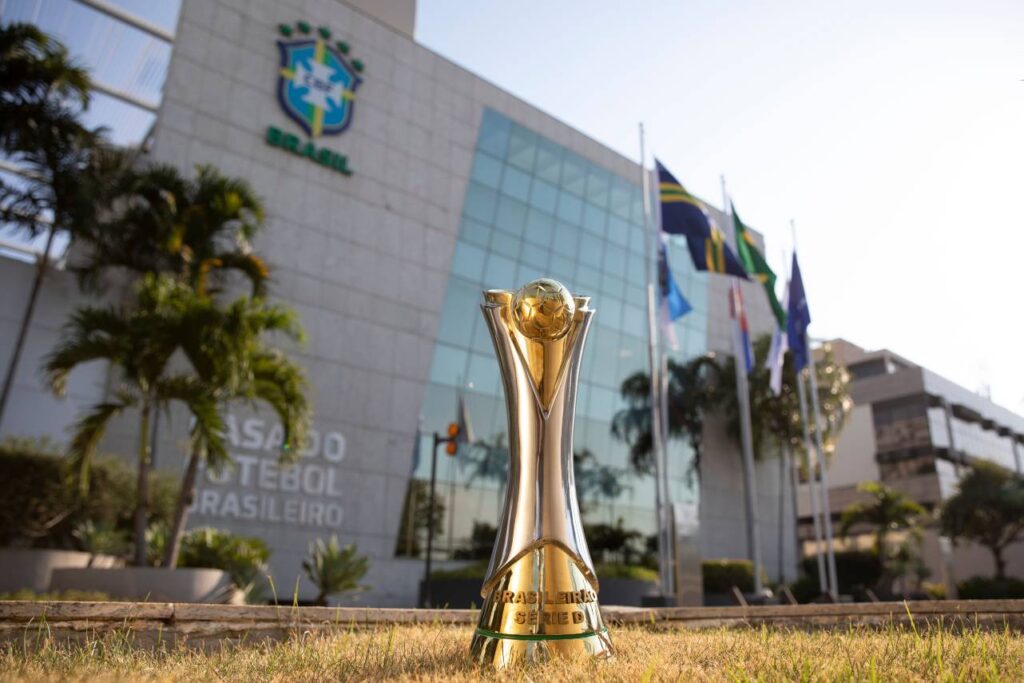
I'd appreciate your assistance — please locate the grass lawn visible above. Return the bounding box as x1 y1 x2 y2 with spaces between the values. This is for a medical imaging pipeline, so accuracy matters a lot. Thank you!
2 622 1022 681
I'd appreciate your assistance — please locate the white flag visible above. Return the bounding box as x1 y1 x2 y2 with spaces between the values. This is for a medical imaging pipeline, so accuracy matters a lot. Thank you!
766 280 790 396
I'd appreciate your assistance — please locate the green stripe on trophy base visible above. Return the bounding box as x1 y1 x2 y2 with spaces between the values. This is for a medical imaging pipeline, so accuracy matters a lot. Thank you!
474 627 609 642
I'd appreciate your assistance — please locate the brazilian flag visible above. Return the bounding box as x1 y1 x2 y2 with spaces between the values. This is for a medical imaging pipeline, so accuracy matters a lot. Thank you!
657 160 748 279
732 202 785 327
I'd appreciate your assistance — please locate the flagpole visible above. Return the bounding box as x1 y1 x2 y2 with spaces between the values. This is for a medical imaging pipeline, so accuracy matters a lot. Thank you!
778 248 802 581
796 369 827 594
790 222 829 598
638 123 673 599
805 334 839 598
722 177 763 595
655 179 679 593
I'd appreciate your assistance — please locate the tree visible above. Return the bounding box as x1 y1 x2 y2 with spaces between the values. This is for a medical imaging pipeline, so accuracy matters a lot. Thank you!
839 481 926 593
161 311 309 569
939 461 1024 580
44 275 298 566
303 536 369 606
58 160 305 569
718 334 852 461
0 23 102 430
574 448 627 513
611 354 722 477
73 163 269 297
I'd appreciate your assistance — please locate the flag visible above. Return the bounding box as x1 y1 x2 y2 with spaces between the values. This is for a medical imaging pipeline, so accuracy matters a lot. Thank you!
765 279 790 396
658 239 691 350
729 282 754 373
656 159 749 279
732 202 785 327
787 252 812 371
659 240 692 321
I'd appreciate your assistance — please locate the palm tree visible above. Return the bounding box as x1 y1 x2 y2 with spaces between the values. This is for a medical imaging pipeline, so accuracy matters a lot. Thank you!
73 163 269 297
162 331 310 569
611 353 722 478
44 272 258 565
839 481 926 590
718 334 852 461
0 23 89 118
0 23 100 430
574 448 627 513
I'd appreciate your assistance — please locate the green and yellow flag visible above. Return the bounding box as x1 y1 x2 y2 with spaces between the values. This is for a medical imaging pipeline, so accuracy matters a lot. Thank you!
732 202 785 327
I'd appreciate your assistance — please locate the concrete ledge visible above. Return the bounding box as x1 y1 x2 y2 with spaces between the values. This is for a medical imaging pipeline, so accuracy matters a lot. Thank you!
2 600 1022 648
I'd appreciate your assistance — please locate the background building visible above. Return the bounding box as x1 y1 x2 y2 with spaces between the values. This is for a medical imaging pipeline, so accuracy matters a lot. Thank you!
799 339 1024 594
0 0 792 604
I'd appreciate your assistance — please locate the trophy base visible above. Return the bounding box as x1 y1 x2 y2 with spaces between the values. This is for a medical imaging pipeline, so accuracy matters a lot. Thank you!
469 627 614 668
469 542 614 669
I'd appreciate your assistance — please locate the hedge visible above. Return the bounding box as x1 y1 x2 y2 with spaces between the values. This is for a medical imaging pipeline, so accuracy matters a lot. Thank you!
0 439 176 551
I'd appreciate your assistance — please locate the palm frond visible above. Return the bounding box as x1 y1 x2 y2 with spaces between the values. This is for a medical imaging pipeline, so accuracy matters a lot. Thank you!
44 305 129 394
66 393 135 494
157 374 229 471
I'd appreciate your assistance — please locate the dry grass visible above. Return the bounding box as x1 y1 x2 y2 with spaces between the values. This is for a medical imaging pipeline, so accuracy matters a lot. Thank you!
1 621 1023 682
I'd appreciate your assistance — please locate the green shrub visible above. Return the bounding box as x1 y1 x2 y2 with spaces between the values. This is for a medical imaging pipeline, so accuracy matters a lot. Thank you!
0 439 175 551
923 581 947 600
178 528 270 602
702 559 768 593
800 550 883 595
71 521 130 557
789 574 820 604
956 576 1024 600
302 536 369 605
595 563 658 582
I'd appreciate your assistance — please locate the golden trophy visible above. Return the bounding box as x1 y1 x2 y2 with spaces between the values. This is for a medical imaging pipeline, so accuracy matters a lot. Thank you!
470 279 614 668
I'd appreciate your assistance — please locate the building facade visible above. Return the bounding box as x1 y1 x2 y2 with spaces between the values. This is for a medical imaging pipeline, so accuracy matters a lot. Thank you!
798 339 1024 594
0 0 793 605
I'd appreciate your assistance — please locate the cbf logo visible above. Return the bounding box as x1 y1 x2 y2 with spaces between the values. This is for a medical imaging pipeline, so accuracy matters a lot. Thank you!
266 22 363 176
276 21 363 137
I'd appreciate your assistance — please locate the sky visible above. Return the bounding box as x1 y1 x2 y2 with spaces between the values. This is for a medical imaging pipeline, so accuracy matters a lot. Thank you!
417 0 1024 411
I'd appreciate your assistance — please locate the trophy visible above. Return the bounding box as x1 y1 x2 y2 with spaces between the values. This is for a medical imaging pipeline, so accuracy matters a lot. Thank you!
470 279 614 668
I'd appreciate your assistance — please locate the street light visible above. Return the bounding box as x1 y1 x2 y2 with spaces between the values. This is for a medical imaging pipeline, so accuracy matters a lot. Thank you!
421 421 459 607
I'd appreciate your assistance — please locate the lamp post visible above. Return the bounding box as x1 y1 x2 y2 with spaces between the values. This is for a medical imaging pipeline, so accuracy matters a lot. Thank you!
422 422 459 607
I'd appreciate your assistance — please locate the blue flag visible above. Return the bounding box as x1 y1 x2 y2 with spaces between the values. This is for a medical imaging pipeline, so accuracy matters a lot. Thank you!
656 160 749 279
658 241 692 321
787 252 812 371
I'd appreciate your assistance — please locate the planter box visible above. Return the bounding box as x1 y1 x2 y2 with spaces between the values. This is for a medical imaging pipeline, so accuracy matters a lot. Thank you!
0 548 121 594
49 567 242 604
420 577 658 608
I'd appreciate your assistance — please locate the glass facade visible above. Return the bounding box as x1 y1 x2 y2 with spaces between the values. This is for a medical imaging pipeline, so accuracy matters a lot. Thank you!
1 0 181 261
2 0 181 147
398 109 707 563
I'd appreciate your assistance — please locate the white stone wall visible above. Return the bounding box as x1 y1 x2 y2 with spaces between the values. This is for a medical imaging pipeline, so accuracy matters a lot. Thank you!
0 260 109 442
